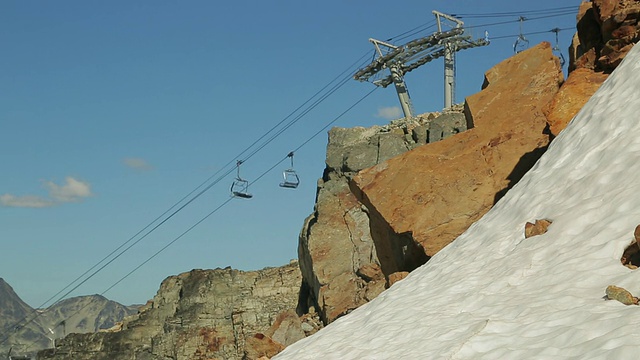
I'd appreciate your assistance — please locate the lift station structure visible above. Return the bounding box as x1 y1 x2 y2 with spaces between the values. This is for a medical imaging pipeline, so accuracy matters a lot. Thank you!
354 11 489 118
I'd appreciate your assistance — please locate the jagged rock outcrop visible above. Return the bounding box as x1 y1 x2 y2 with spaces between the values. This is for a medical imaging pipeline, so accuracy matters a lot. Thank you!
38 263 302 360
298 109 464 324
546 0 640 136
352 42 561 260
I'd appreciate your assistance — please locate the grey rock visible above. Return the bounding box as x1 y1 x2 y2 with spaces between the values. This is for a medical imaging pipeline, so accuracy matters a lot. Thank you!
37 264 302 360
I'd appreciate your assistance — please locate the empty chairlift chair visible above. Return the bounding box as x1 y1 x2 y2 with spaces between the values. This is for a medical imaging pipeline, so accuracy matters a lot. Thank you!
231 160 253 199
279 152 300 189
513 16 529 54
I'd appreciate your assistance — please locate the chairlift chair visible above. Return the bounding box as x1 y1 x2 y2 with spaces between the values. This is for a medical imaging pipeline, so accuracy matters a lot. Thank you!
279 152 300 189
231 160 253 199
513 16 529 54
551 27 566 67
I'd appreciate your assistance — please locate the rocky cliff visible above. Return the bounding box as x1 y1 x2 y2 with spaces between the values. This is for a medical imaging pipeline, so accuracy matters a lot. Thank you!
38 263 308 360
299 0 640 327
298 42 563 325
545 0 640 135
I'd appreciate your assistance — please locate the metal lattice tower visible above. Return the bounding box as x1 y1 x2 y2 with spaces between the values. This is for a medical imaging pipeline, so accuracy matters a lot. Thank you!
354 10 489 116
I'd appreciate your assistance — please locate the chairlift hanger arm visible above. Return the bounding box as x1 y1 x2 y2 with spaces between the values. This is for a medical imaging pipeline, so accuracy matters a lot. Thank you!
433 10 464 31
369 38 399 57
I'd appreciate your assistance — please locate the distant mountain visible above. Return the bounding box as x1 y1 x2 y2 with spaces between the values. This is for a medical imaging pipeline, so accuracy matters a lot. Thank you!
0 278 31 322
0 278 138 358
41 295 139 335
0 278 50 358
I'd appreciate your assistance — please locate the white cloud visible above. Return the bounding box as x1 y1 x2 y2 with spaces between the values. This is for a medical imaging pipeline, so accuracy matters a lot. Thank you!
123 157 153 171
375 106 403 120
1 177 93 208
43 177 93 203
0 194 55 208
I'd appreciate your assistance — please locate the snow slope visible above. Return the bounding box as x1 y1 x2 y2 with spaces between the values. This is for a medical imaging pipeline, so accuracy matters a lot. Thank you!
276 44 640 359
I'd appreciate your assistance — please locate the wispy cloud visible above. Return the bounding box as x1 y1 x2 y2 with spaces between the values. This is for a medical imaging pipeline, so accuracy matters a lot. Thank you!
1 177 93 208
44 177 93 202
375 106 402 120
0 194 55 208
123 157 153 171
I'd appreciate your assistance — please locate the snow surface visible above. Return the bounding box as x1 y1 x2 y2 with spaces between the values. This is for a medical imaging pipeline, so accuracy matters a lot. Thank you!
275 44 640 359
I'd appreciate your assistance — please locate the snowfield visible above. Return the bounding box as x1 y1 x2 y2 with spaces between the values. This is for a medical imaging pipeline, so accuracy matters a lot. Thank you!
275 43 640 359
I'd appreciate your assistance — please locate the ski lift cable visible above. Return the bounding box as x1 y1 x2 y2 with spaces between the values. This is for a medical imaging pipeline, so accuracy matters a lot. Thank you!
465 12 576 30
236 71 358 168
20 86 379 355
0 70 357 345
232 53 374 167
0 49 373 348
391 20 438 43
454 6 578 18
2 46 374 346
489 26 574 40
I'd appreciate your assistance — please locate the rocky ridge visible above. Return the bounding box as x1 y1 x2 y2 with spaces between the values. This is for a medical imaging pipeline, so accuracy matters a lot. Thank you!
38 263 307 360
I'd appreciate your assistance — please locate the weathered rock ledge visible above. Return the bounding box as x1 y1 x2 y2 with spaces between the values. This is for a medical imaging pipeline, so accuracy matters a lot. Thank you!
38 263 308 360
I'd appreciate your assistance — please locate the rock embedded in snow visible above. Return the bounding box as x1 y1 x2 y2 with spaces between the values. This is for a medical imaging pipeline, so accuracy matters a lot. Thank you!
605 285 639 305
620 224 640 268
524 219 553 238
388 271 409 286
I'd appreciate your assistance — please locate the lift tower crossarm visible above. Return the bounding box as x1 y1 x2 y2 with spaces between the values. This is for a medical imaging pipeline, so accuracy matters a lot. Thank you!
354 10 488 116
354 28 463 85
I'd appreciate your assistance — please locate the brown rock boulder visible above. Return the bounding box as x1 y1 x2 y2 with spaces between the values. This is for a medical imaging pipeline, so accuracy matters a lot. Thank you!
266 310 306 347
388 271 409 287
543 67 609 136
524 219 553 238
353 42 562 258
605 285 639 305
244 333 285 360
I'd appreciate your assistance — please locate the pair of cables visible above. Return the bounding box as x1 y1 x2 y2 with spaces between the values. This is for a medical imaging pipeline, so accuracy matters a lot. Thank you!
0 45 376 352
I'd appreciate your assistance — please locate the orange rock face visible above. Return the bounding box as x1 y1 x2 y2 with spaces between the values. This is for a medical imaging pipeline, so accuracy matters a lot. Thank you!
544 67 609 136
547 0 639 136
352 42 562 257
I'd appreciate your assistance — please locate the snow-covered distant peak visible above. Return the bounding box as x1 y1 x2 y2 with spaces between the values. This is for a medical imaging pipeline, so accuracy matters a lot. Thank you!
276 44 640 359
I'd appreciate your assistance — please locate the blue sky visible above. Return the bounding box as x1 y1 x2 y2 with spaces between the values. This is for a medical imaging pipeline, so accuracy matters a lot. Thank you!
1 1 581 307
